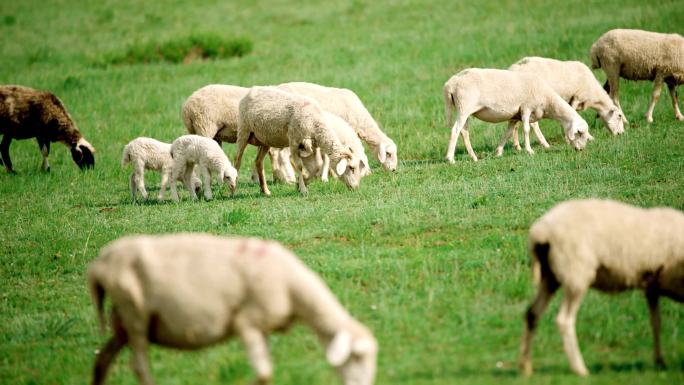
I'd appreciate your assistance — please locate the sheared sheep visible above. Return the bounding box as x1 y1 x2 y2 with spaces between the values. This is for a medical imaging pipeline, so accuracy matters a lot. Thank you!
87 233 378 385
506 56 624 150
168 135 237 201
121 137 201 201
519 199 684 376
182 84 296 184
443 68 592 162
234 86 361 196
278 82 398 171
0 85 95 173
590 29 684 123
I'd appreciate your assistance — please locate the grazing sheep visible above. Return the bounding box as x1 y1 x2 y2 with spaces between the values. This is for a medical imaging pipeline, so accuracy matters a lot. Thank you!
300 112 371 185
182 84 296 184
87 233 378 385
519 199 684 376
507 56 624 149
234 86 362 196
278 82 398 171
168 135 237 201
0 85 95 173
590 29 684 123
121 137 201 201
443 69 592 162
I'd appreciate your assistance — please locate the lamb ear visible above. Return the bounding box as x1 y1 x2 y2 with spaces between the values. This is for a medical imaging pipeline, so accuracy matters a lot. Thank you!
378 142 387 163
299 139 314 158
586 132 595 141
335 158 348 175
352 338 375 355
326 331 352 367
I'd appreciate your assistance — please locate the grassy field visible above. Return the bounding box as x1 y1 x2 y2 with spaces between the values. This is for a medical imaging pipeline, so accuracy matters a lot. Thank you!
1 1 683 384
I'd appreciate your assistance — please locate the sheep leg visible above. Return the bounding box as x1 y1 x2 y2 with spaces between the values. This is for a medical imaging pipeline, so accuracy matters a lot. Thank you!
158 167 170 201
37 138 50 171
129 336 156 385
495 120 518 157
291 150 309 196
236 323 273 384
460 123 478 161
129 173 138 201
645 75 664 123
646 290 666 368
233 131 251 181
0 134 14 173
198 165 211 200
519 279 558 376
605 72 628 124
255 146 271 196
521 111 535 155
445 113 469 163
169 160 185 202
531 122 550 148
665 78 684 121
134 161 148 200
92 311 128 385
320 152 330 182
556 288 589 376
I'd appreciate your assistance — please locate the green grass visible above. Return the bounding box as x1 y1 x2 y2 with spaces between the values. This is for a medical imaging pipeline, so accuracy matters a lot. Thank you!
1 1 683 384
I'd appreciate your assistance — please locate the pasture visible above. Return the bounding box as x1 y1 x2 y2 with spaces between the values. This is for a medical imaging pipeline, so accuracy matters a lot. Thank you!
1 0 683 384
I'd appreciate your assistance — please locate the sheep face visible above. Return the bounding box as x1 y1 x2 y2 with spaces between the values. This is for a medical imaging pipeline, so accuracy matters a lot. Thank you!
564 117 592 151
334 154 364 190
378 142 397 171
327 331 378 385
191 175 202 194
221 166 238 194
601 106 625 135
70 138 95 169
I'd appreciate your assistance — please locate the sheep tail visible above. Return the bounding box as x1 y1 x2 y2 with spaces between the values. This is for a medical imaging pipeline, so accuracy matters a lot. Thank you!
589 47 601 69
121 148 130 167
443 86 454 128
87 275 107 335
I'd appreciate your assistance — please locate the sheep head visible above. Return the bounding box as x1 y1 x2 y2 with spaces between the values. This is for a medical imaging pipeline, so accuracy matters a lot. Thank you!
564 117 592 151
71 138 95 169
377 141 398 171
327 329 378 385
333 151 363 190
602 106 625 135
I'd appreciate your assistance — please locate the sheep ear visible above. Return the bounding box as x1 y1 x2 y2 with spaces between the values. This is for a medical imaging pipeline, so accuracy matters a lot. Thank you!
335 158 348 175
352 338 375 355
378 143 387 163
586 132 595 141
327 331 352 367
299 139 314 158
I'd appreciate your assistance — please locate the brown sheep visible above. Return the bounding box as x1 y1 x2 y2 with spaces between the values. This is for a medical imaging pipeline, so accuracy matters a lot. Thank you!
0 85 95 173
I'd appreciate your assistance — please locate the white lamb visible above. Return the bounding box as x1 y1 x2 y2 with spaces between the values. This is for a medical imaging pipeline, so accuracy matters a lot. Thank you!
443 68 593 162
300 112 371 184
181 84 296 184
506 56 624 150
168 135 237 201
590 29 684 123
519 199 684 376
278 82 398 172
87 233 378 385
121 137 201 201
235 86 363 196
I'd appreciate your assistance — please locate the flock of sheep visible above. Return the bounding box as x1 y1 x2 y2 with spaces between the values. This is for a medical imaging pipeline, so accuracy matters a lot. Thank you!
1 27 683 385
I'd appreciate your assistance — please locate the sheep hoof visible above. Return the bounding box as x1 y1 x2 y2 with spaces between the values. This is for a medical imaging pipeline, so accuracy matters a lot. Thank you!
495 148 504 157
446 157 455 164
675 114 684 121
519 361 533 377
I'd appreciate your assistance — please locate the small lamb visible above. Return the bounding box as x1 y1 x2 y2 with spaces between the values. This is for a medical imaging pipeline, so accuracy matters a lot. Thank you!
278 82 398 171
168 135 237 201
507 56 624 149
121 137 201 201
182 84 296 184
235 86 362 196
443 68 592 162
519 199 684 376
87 233 378 385
590 29 684 123
0 85 95 173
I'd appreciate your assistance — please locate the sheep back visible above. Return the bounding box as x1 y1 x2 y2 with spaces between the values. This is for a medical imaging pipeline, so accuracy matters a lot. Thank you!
182 84 249 142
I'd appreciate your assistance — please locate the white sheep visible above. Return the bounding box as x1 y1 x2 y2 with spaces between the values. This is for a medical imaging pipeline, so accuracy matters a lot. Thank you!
519 199 684 376
590 29 684 123
278 82 398 172
300 112 371 184
182 84 296 184
121 137 201 201
235 86 362 196
168 135 237 201
87 233 378 385
506 56 624 150
443 68 593 162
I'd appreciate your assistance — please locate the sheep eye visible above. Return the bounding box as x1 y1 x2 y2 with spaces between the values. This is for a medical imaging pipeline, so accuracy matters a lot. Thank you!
349 166 355 172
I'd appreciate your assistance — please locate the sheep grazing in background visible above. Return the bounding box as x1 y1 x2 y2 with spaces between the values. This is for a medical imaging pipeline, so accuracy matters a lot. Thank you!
235 86 362 196
168 135 237 201
590 29 684 123
519 199 684 376
507 56 624 149
443 69 592 162
87 233 378 385
182 84 296 184
300 112 370 187
121 137 201 201
0 85 95 173
278 82 398 172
